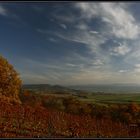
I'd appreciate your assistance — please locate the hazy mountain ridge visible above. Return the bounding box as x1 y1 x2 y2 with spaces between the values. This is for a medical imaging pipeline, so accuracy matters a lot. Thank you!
22 83 140 94
68 83 140 93
22 84 85 95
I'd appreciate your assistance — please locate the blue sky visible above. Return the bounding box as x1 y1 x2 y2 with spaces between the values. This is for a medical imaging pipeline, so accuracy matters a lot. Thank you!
1 2 140 85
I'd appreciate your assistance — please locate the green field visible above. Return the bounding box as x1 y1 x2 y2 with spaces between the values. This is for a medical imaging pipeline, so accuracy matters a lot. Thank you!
77 93 140 104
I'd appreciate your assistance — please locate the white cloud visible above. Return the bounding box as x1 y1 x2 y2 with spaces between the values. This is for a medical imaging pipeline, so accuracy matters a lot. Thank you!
56 32 90 45
53 19 109 69
134 69 140 73
75 3 140 39
119 70 128 73
49 38 57 42
76 22 88 30
75 3 99 19
135 64 140 68
69 65 127 85
127 64 140 75
133 64 140 73
0 5 7 16
53 14 76 23
37 28 46 34
93 59 104 65
56 28 106 53
35 3 140 85
66 63 76 67
110 42 131 56
123 40 140 66
101 3 139 39
89 30 99 34
60 23 67 29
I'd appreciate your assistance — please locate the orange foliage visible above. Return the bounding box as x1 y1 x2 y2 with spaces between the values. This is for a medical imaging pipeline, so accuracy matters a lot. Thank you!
128 102 140 115
0 99 140 138
0 55 22 103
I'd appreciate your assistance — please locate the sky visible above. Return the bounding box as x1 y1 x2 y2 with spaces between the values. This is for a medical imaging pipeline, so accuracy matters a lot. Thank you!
1 2 140 85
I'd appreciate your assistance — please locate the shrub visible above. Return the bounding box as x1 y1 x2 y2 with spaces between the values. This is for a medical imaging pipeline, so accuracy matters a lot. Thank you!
0 55 22 103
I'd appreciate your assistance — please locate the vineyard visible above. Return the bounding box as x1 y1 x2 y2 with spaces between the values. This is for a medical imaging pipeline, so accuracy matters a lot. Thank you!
0 95 140 138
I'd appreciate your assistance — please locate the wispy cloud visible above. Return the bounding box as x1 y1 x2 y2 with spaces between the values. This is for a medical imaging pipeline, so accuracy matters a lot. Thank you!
66 63 77 67
49 37 57 42
75 3 140 39
89 30 99 34
55 27 107 52
92 59 104 65
119 70 128 73
0 5 8 16
75 22 88 30
133 64 140 73
32 5 44 12
110 42 131 56
53 13 76 23
59 23 67 29
19 3 140 84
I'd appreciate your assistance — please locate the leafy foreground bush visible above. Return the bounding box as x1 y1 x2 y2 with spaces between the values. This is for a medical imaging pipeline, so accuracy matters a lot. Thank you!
0 55 22 104
0 98 140 138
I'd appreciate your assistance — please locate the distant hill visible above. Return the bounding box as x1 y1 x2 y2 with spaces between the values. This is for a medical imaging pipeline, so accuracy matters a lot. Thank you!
68 83 140 93
22 84 86 95
22 83 140 94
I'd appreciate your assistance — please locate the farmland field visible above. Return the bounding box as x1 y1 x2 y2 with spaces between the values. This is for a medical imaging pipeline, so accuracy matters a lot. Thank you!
78 93 140 104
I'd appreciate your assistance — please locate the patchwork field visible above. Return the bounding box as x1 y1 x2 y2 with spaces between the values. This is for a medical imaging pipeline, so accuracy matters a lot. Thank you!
78 93 140 104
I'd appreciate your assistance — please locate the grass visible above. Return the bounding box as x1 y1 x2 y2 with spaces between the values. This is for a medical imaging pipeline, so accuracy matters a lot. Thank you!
77 93 140 104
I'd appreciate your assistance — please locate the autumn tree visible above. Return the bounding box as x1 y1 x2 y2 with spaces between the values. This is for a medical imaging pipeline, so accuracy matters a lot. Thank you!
128 102 140 115
0 55 22 103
